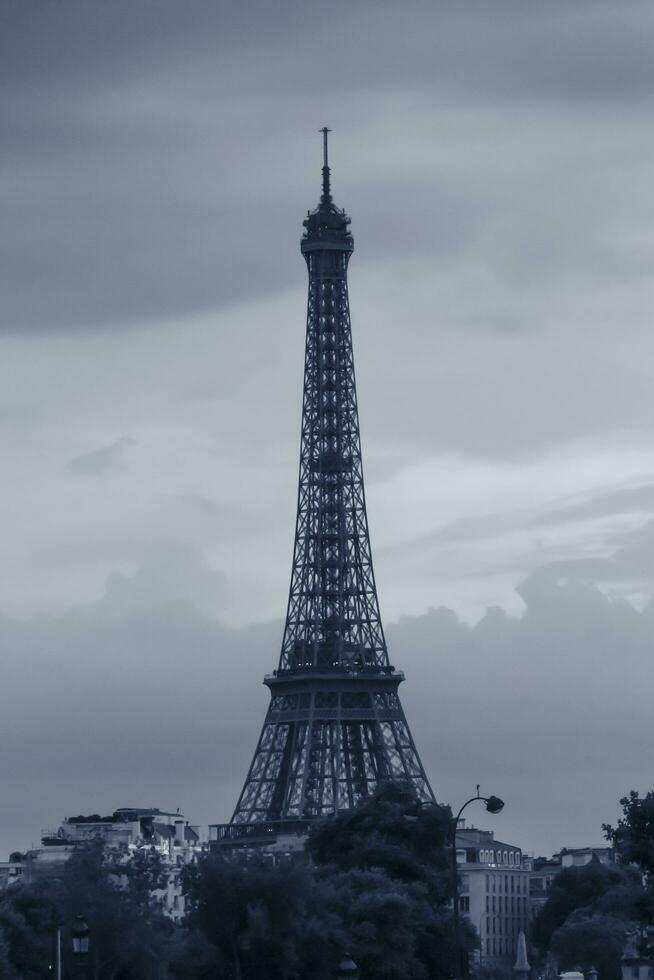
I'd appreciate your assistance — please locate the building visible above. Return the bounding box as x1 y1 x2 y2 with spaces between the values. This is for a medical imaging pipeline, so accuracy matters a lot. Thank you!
42 807 199 851
23 807 202 924
622 927 654 980
529 855 562 919
560 846 615 869
456 826 530 969
0 860 23 892
212 130 434 848
529 846 616 919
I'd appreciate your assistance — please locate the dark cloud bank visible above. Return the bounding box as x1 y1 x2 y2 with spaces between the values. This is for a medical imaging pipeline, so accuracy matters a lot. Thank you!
3 0 654 331
1 569 651 859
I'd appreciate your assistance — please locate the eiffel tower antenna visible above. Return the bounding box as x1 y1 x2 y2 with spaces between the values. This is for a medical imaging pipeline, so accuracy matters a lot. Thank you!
320 126 332 203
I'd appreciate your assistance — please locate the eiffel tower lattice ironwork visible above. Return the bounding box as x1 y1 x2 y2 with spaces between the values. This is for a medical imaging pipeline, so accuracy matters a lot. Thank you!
230 130 435 828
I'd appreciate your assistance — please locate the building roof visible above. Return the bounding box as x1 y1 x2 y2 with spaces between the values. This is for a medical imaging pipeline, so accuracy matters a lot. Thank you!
456 828 523 852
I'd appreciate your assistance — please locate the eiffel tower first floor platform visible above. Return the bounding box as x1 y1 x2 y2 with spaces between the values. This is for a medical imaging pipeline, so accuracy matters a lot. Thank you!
209 668 435 850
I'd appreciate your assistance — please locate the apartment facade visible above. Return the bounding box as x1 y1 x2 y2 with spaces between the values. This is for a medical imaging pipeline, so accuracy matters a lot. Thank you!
23 806 202 924
456 826 530 968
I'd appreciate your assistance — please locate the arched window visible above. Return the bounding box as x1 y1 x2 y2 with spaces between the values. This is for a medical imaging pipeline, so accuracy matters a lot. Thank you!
509 851 514 866
503 850 508 865
489 850 494 864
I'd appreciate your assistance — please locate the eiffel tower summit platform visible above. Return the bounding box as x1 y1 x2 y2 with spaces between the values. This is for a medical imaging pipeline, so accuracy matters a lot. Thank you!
210 131 434 850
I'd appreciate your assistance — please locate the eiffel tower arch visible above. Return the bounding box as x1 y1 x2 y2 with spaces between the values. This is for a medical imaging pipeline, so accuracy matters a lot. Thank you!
211 131 434 846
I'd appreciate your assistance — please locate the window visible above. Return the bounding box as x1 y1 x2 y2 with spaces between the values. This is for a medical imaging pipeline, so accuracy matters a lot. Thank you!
459 896 470 913
503 850 508 865
509 851 514 866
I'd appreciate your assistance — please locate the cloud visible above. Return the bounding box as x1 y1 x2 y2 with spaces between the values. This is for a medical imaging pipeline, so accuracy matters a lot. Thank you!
1 296 653 624
82 541 229 618
66 437 136 475
0 568 651 863
541 519 654 589
3 2 654 331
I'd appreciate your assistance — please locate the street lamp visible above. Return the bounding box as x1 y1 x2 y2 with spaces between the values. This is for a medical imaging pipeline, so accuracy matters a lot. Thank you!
71 916 90 955
71 916 91 980
54 916 91 980
452 787 504 980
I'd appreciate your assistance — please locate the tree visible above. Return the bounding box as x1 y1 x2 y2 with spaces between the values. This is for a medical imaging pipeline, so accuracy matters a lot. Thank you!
0 841 174 980
59 841 174 978
0 926 18 980
550 912 627 980
531 860 635 954
604 791 654 879
307 781 453 900
0 881 56 980
309 782 469 980
318 866 458 980
183 852 343 980
185 785 466 980
531 856 650 980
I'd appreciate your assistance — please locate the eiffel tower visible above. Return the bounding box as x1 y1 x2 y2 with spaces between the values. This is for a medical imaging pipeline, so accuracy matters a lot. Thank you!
214 131 434 843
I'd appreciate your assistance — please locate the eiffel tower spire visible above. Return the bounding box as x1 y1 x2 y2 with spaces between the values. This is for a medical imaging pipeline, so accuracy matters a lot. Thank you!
227 132 434 830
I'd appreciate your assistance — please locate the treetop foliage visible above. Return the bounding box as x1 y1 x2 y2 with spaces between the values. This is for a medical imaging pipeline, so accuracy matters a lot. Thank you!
0 840 175 980
308 782 452 896
533 788 654 980
604 790 654 877
183 784 462 980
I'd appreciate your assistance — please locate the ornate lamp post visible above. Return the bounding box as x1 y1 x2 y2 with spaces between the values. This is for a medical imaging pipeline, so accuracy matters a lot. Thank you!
408 787 505 980
451 788 504 980
71 916 90 980
71 916 90 954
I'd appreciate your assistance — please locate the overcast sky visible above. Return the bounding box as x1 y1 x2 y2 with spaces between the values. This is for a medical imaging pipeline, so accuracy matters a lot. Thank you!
1 0 653 859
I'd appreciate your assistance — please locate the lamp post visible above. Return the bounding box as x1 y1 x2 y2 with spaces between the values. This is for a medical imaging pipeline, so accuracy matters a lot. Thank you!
71 916 91 980
53 916 92 980
451 787 504 980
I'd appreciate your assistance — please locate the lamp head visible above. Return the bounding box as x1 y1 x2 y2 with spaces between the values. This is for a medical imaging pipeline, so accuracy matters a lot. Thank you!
485 796 505 815
71 916 90 955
